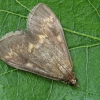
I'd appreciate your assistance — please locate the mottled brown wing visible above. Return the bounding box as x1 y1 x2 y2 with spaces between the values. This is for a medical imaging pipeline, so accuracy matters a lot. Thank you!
0 31 63 80
0 3 78 86
27 3 73 70
0 31 30 70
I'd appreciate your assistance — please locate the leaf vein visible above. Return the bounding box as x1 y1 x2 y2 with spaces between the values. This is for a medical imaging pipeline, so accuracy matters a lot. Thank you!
88 0 100 18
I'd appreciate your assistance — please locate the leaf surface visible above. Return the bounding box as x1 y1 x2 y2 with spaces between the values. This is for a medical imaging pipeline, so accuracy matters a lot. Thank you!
0 0 100 100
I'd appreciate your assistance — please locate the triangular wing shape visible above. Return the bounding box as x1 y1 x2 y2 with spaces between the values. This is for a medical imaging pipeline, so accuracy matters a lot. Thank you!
27 3 70 57
27 3 78 86
0 31 63 79
0 3 78 86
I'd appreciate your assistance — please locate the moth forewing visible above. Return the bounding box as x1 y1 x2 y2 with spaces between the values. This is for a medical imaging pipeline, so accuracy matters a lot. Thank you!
0 3 78 86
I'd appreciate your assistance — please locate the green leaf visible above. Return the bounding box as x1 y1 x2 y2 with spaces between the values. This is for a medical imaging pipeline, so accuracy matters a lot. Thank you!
0 0 100 100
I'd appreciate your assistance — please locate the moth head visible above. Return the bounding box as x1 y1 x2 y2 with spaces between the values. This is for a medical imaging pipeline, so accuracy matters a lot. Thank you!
68 78 79 87
62 72 79 87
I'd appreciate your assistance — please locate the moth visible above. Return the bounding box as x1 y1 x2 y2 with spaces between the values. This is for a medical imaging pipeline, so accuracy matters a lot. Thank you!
0 3 78 86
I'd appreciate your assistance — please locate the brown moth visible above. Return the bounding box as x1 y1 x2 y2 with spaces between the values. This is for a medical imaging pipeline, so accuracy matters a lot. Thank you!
0 3 78 86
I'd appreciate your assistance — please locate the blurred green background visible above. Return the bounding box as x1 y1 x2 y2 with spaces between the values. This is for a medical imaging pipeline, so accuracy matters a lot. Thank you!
0 0 100 100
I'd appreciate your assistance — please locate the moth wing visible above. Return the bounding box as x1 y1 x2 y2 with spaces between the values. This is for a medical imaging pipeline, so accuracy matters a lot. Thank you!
0 31 30 70
27 3 66 51
0 31 62 80
27 3 72 69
